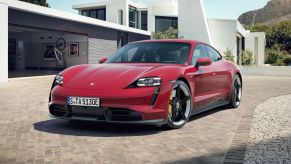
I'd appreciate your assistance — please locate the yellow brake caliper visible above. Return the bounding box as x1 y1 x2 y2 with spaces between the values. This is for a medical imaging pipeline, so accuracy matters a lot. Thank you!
168 90 175 119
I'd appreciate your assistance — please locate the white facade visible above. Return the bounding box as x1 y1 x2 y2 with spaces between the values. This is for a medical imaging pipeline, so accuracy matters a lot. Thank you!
73 0 266 66
0 2 8 82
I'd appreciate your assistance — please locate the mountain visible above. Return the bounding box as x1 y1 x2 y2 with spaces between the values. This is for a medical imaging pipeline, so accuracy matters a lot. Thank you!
238 0 291 25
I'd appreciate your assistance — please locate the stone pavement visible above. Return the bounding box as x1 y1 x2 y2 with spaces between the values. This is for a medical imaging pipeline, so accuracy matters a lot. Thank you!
0 76 290 164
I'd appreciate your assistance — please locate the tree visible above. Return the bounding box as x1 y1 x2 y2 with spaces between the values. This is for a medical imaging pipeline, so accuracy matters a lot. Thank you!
152 27 179 39
19 0 50 7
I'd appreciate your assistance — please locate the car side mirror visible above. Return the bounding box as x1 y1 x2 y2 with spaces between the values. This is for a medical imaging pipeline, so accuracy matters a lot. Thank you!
195 57 212 68
98 57 107 64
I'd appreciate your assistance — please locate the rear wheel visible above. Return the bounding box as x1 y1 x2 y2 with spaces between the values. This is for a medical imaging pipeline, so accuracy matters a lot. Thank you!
166 80 192 129
229 74 242 108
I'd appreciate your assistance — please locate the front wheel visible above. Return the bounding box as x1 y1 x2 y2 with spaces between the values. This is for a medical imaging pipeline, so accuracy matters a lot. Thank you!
229 74 242 108
166 80 192 129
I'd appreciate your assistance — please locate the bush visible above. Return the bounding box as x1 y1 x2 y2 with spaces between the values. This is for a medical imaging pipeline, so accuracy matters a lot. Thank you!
265 48 288 66
223 48 235 62
284 56 291 66
152 27 178 39
241 50 255 66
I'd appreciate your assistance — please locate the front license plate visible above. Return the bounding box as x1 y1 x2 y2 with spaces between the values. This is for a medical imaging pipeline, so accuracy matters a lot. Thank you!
67 97 100 107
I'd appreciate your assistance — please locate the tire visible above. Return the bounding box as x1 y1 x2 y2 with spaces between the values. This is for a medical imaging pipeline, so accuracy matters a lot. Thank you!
166 80 192 129
229 74 242 108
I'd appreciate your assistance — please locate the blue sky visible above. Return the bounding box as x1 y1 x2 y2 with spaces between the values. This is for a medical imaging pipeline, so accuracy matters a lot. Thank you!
47 0 269 19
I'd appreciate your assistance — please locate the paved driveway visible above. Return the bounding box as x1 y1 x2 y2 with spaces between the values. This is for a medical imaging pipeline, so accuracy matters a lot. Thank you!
0 76 291 164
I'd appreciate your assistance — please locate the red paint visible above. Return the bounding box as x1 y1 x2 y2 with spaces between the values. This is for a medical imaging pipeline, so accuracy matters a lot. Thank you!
49 40 241 122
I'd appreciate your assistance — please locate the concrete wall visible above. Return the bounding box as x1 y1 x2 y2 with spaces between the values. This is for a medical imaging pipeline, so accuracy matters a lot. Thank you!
0 3 8 82
207 19 237 55
148 0 178 33
245 32 265 66
106 0 128 26
178 0 212 44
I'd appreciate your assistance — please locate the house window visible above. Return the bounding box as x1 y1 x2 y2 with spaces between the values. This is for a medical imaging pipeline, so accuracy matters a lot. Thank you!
81 8 106 21
141 11 148 30
118 10 123 25
155 16 178 32
129 5 138 29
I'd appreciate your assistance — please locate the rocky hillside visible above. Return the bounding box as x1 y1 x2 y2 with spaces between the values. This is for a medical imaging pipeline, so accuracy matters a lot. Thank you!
238 0 291 25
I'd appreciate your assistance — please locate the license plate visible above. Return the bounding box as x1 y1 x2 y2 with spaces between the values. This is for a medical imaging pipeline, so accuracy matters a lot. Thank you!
67 97 100 107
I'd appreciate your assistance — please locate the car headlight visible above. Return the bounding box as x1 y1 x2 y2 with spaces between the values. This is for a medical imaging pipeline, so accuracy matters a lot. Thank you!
55 74 63 85
137 77 161 87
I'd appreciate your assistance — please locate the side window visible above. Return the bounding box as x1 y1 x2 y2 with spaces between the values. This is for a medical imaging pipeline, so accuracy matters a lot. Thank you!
191 44 208 65
205 46 222 62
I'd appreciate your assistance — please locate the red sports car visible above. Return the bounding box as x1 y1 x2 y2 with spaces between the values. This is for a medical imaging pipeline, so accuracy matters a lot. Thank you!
49 40 242 129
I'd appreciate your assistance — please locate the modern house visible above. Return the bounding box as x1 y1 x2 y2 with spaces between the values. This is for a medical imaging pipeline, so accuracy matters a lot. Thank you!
0 0 150 82
0 0 265 83
73 0 266 66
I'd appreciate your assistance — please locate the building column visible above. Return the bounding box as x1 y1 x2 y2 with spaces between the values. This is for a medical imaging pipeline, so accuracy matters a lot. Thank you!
0 2 8 82
178 0 212 44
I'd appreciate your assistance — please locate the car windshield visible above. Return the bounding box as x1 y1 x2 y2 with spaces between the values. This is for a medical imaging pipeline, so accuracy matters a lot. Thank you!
107 42 191 64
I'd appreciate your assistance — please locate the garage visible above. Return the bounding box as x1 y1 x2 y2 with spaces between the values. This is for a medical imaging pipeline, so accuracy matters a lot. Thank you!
8 25 88 78
0 0 150 82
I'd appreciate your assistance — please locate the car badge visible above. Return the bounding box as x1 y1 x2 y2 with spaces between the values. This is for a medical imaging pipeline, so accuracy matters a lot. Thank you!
90 82 95 86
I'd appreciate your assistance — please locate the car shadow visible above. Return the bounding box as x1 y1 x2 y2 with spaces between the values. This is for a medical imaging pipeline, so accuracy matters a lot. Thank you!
33 119 162 137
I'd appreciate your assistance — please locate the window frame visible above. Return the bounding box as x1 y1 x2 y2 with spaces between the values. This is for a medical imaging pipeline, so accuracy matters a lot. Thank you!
155 16 178 32
204 45 223 62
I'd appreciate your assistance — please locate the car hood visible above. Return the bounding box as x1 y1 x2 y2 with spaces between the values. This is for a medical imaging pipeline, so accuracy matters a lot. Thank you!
63 64 166 90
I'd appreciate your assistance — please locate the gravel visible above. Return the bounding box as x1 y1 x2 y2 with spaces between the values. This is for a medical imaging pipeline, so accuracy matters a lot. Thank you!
244 95 291 164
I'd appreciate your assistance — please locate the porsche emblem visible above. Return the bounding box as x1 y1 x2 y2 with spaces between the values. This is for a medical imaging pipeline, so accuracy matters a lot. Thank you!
90 82 95 86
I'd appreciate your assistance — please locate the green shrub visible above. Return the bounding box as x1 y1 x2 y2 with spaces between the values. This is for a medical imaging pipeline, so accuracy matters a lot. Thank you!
223 48 235 62
265 48 288 66
284 56 291 66
241 50 255 66
152 27 178 39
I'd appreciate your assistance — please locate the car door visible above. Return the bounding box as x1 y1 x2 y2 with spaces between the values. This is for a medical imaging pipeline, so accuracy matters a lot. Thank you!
205 45 232 102
187 44 216 110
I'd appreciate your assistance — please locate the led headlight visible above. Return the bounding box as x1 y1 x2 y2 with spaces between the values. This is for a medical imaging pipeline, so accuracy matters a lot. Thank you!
55 74 63 85
137 77 161 87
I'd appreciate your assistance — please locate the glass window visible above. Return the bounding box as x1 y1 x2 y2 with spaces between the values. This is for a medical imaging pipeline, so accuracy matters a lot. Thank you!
118 10 123 25
191 44 208 65
97 8 106 21
107 42 191 64
155 16 178 32
141 11 148 30
129 6 138 29
205 46 222 62
81 8 106 21
89 10 97 18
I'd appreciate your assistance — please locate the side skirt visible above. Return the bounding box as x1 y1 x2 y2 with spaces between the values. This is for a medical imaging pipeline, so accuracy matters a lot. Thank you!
190 100 230 116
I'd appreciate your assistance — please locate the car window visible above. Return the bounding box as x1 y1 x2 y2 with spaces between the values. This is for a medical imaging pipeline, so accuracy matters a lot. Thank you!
205 46 222 62
107 42 191 64
191 44 208 65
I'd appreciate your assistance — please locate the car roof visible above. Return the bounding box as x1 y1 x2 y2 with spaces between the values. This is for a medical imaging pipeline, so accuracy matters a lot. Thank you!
132 39 206 45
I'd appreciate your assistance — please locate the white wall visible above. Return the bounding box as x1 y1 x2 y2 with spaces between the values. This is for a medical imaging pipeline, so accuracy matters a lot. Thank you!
245 32 265 66
106 0 128 26
207 19 237 56
0 3 8 82
148 0 178 33
178 0 212 44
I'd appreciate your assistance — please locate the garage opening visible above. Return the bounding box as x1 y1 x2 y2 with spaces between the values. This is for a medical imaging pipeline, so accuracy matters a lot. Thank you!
8 25 88 78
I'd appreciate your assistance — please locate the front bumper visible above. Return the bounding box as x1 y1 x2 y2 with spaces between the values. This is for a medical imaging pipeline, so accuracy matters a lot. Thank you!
49 84 172 124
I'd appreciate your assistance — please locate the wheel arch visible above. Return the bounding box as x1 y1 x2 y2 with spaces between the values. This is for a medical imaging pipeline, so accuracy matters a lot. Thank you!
177 77 191 92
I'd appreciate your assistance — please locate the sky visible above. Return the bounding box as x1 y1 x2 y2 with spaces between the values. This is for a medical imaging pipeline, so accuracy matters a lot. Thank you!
47 0 269 19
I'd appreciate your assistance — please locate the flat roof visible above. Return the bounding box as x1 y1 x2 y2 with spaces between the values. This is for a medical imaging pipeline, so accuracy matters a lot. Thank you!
0 0 151 36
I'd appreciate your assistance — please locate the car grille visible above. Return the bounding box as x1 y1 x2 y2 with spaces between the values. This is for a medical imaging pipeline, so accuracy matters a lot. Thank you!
50 105 143 122
105 108 142 121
